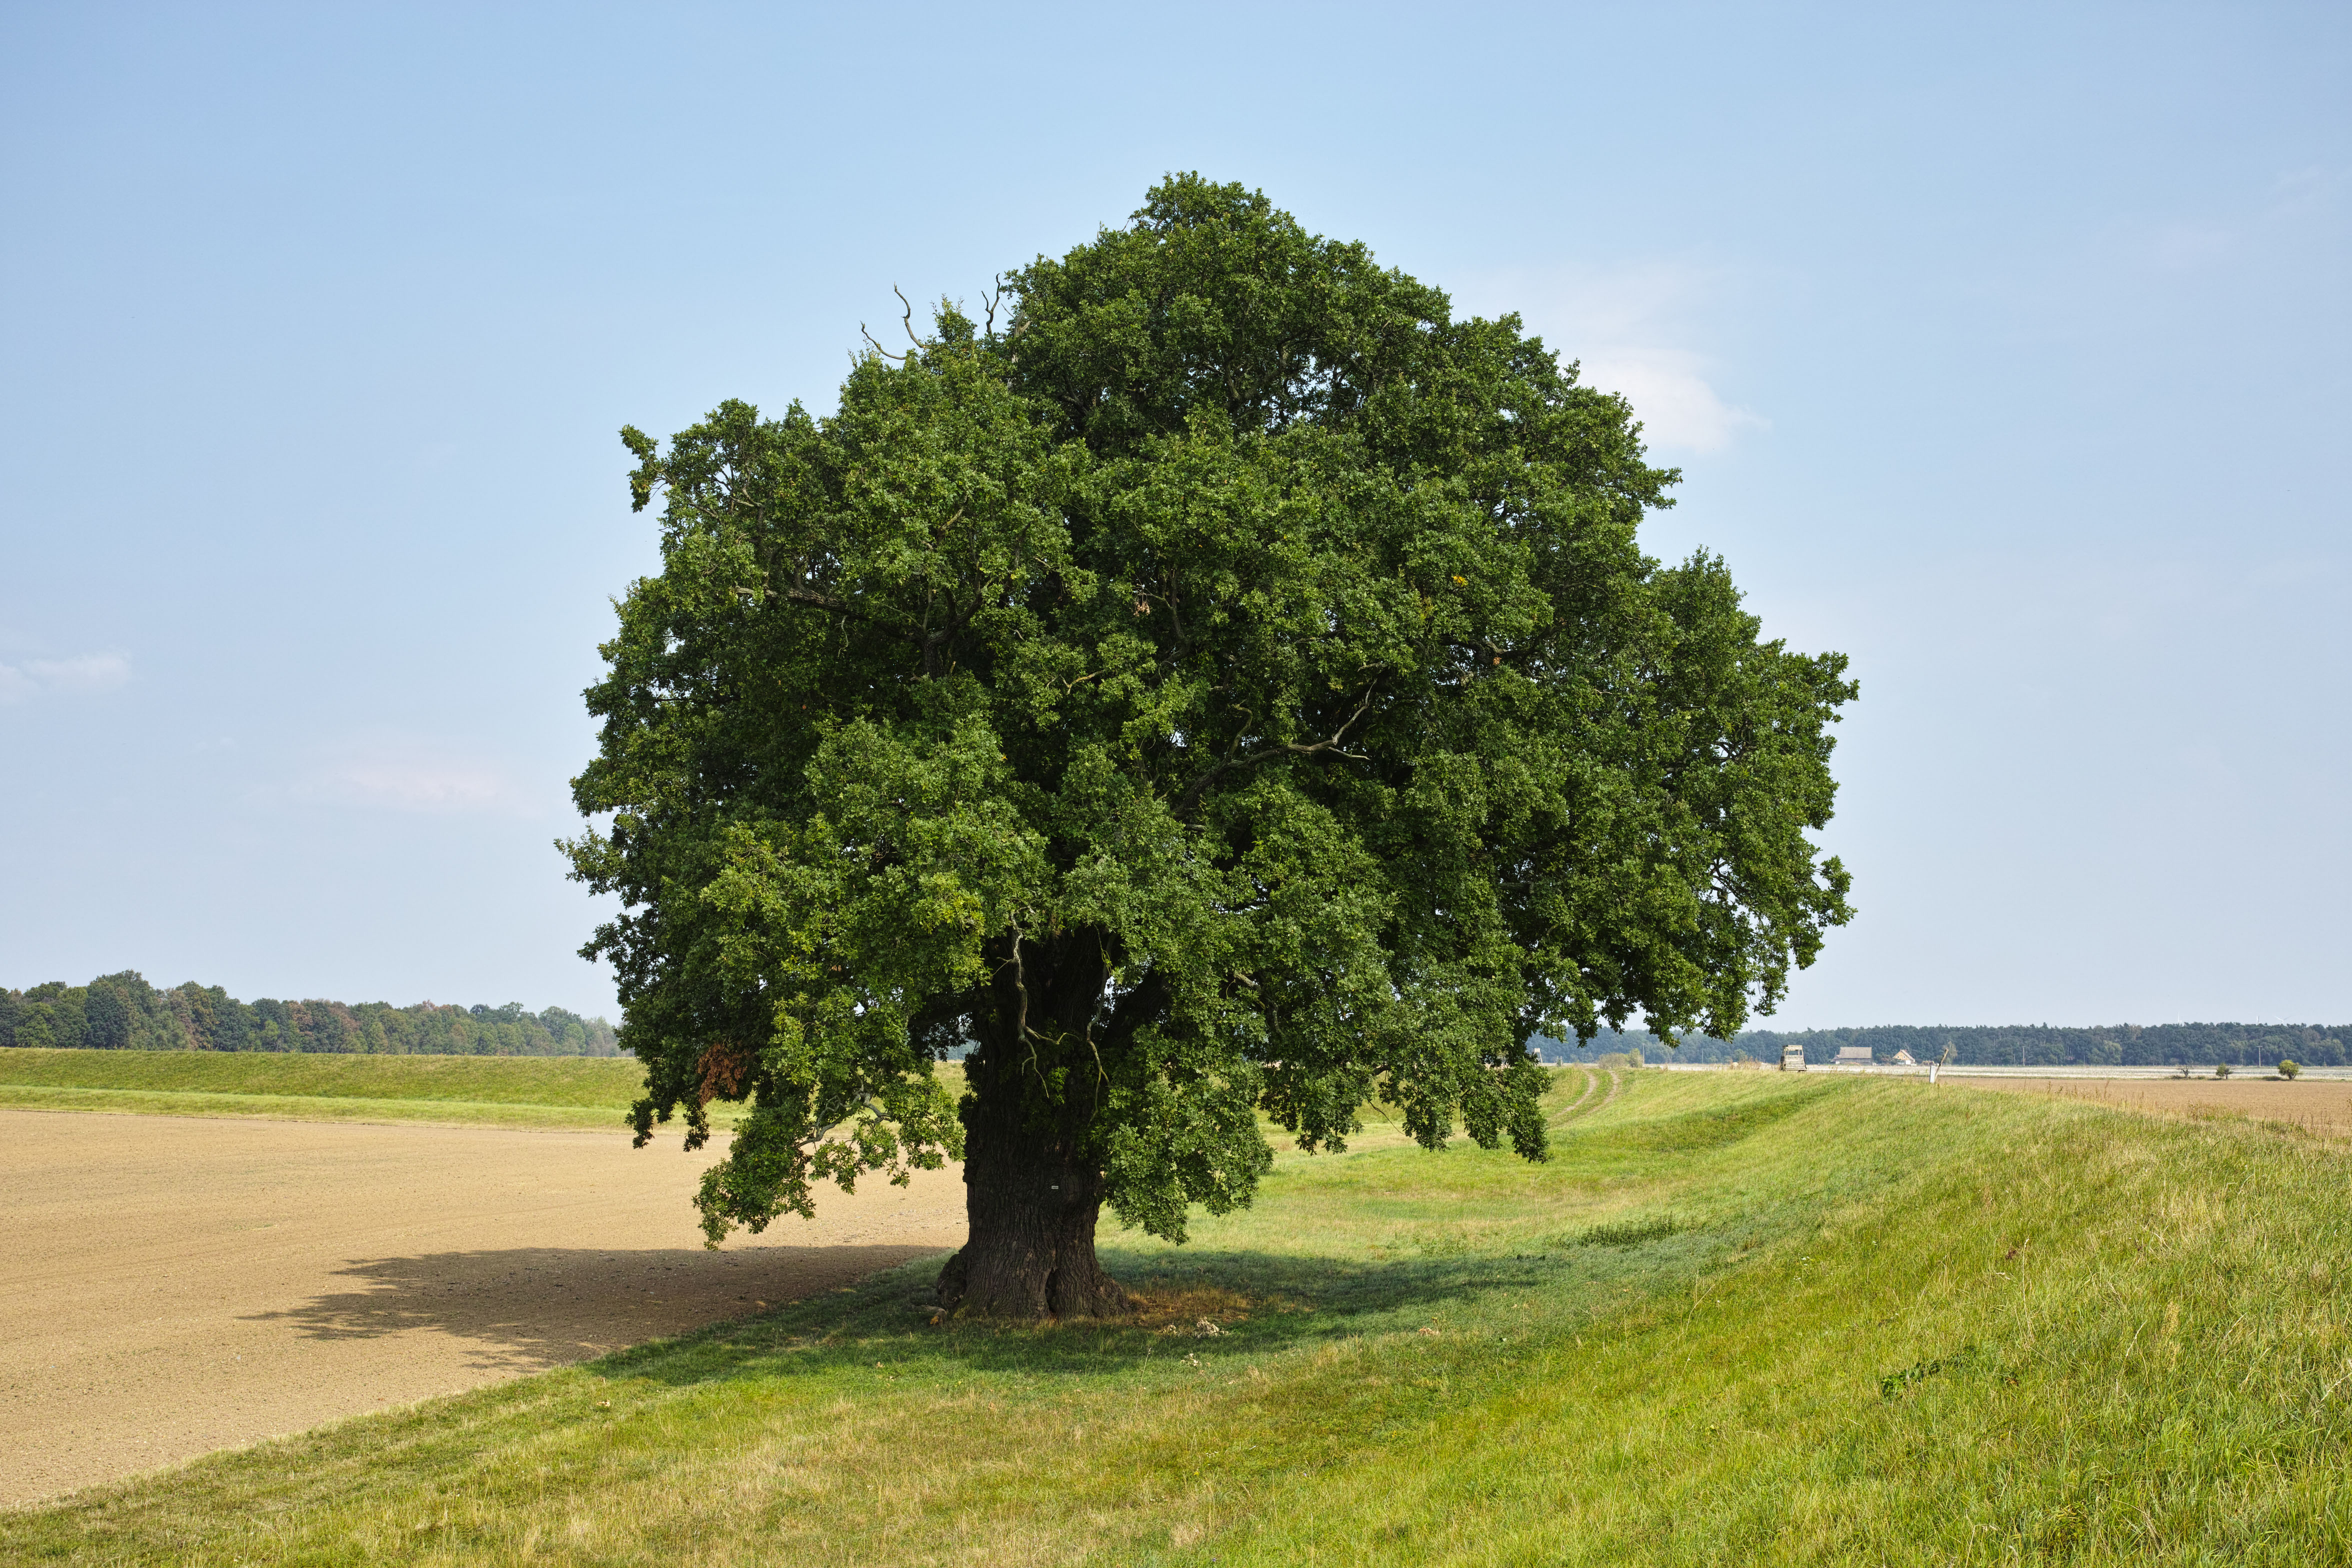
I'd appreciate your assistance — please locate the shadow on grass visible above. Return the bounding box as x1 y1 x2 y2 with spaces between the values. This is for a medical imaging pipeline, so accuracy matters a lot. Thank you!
594 1219 1752 1392
564 1090 1857 1395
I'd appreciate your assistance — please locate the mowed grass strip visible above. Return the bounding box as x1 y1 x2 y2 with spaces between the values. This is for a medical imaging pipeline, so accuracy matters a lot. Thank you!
8 1071 2350 1566
0 1084 639 1130
0 1049 708 1130
0 1048 646 1104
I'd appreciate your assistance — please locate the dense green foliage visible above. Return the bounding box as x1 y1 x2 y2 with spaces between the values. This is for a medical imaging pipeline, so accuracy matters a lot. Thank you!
1554 1020 2352 1066
568 176 1854 1254
16 1075 2350 1564
0 971 618 1056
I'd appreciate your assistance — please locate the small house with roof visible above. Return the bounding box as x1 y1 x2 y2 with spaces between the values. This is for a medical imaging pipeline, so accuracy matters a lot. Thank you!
1834 1046 1875 1068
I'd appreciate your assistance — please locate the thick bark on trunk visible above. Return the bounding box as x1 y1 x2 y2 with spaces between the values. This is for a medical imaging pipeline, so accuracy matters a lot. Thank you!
933 932 1132 1320
932 1136 1130 1319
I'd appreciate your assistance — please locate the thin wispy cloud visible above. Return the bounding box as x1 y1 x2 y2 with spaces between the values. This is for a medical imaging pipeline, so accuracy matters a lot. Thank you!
1458 260 1768 455
292 740 532 816
1574 346 1768 455
0 652 132 704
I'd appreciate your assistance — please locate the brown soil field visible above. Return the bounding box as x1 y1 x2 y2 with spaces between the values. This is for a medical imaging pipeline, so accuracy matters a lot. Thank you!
1956 1076 2352 1136
0 1110 964 1508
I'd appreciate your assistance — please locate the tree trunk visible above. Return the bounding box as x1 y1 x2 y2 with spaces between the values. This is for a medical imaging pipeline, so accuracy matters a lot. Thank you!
933 934 1132 1320
932 1129 1130 1319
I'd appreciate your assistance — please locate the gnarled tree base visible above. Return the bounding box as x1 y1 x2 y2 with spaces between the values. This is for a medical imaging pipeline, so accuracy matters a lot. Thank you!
934 1200 1133 1320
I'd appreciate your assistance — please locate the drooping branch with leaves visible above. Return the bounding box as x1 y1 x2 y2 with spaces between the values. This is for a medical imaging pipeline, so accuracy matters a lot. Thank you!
566 176 1855 1318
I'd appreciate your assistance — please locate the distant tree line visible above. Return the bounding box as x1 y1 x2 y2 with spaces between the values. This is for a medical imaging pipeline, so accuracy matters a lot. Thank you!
0 971 622 1056
1536 1022 2349 1068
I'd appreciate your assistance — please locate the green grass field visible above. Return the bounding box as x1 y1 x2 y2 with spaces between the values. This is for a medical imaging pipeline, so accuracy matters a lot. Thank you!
8 1068 2349 1564
0 1049 672 1130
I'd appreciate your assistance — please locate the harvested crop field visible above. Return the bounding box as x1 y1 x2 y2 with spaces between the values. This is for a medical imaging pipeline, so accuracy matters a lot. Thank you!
0 1109 964 1507
1956 1074 2352 1135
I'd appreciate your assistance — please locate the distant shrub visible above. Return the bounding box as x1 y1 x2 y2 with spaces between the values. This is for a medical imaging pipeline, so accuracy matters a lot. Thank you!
2278 1060 2302 1080
2214 1063 2232 1079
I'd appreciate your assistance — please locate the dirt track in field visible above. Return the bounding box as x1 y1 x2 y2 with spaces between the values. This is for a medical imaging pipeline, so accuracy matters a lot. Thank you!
1957 1076 2352 1136
0 1110 965 1508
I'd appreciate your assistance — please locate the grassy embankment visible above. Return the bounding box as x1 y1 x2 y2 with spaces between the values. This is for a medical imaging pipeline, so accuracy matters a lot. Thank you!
0 1048 694 1130
10 1067 2352 1565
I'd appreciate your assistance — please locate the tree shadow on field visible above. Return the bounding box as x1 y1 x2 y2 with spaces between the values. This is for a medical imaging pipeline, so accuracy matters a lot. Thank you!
242 1243 943 1372
595 1224 1741 1392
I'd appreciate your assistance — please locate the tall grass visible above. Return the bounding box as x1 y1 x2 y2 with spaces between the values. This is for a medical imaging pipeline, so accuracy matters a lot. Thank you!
8 1070 2348 1564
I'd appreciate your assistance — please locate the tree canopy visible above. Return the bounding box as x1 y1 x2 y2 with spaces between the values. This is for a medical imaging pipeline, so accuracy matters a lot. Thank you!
567 176 1854 1314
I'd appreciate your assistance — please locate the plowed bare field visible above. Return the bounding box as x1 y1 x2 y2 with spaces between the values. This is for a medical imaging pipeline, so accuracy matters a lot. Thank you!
1957 1076 2352 1135
0 1110 964 1507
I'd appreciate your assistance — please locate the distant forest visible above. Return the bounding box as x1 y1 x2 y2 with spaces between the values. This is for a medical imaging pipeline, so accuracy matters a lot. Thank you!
0 971 621 1056
1540 1022 2350 1068
10 973 2336 1069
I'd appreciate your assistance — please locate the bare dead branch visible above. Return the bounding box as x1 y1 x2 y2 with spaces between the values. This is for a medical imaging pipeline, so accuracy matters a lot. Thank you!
1173 690 1376 818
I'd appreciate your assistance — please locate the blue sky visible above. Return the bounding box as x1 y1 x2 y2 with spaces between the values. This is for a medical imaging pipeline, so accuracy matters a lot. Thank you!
2 2 2344 1028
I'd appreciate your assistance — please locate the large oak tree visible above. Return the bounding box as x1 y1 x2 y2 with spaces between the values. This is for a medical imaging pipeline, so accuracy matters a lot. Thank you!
566 178 1854 1318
